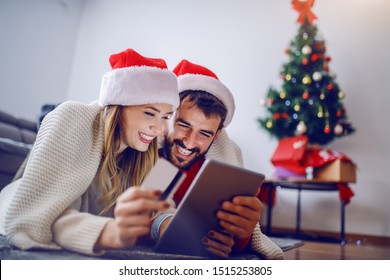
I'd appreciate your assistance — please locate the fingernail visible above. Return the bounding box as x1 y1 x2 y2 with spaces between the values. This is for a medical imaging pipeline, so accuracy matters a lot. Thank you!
154 190 162 196
208 231 214 237
163 202 170 208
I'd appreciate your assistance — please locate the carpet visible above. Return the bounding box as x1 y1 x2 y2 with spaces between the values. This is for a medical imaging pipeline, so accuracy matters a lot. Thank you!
270 237 304 251
0 234 303 259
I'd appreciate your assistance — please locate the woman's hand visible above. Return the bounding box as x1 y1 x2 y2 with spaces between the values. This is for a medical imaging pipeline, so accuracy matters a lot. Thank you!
94 187 169 251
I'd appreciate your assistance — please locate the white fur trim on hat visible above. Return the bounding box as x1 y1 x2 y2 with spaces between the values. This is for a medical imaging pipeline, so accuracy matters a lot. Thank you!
99 66 179 110
177 74 235 126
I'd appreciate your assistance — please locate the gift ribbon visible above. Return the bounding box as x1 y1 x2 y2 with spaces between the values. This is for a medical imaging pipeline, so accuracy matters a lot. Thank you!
292 0 318 25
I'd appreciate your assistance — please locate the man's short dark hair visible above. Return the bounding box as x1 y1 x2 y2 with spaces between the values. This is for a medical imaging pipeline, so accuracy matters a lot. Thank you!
179 90 227 130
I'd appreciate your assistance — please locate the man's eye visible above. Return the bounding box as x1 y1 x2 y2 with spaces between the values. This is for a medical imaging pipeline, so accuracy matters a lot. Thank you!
199 133 211 138
177 123 189 129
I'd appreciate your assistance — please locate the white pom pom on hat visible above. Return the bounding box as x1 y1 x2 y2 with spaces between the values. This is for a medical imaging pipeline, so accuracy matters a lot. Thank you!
172 59 235 126
99 48 179 110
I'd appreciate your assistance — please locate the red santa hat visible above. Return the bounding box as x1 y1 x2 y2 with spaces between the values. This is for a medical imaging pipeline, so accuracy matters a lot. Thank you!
99 48 179 110
173 59 235 126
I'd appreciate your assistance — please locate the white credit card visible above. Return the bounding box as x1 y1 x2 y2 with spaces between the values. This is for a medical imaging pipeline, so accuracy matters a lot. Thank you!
141 158 186 200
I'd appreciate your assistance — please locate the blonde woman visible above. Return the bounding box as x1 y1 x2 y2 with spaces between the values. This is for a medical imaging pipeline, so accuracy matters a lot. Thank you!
0 48 179 255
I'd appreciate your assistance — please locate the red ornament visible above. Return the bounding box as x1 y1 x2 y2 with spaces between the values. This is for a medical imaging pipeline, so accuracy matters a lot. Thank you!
311 53 324 62
281 75 286 81
327 84 334 90
326 56 332 62
323 64 329 71
285 49 290 55
302 58 309 65
336 110 342 117
324 126 331 134
302 90 309 99
292 0 318 25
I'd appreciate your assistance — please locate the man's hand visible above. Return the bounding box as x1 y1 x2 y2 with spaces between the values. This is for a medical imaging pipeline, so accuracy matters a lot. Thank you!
217 196 263 239
202 230 235 259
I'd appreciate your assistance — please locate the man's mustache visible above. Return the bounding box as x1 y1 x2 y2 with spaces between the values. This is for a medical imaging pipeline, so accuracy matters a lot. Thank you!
173 139 200 154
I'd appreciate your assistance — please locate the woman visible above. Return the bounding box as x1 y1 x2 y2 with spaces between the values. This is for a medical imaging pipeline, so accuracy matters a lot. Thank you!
0 48 179 255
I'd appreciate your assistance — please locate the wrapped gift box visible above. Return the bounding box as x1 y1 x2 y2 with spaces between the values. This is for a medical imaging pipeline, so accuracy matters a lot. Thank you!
271 135 308 174
314 159 357 183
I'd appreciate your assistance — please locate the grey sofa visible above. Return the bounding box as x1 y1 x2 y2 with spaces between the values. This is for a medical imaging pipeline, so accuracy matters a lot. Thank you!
0 110 37 191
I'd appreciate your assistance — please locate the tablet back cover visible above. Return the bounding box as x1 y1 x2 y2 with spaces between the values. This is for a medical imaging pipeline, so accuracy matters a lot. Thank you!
154 159 265 257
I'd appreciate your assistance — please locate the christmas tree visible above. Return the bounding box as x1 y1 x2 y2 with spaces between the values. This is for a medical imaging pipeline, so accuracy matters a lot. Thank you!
258 0 354 145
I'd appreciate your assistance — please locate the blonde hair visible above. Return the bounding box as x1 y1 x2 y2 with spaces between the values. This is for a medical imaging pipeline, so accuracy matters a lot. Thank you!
98 105 158 215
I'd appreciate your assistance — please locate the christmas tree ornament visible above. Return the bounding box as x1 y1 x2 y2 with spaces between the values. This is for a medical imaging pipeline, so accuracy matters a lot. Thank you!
286 73 292 80
324 124 331 134
302 90 309 99
296 121 307 134
267 98 274 105
302 74 312 84
280 91 287 99
312 71 322 81
303 32 309 40
334 123 343 135
259 98 266 107
317 105 324 118
302 58 309 65
302 45 312 55
336 110 342 117
266 120 273 128
323 64 329 71
320 91 325 100
327 84 334 90
285 48 290 55
338 91 345 99
294 104 301 111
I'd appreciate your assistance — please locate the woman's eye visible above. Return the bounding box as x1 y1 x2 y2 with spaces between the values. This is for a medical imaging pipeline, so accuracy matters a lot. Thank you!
145 112 155 117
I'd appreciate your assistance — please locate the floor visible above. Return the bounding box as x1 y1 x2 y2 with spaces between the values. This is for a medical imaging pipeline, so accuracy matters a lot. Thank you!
283 239 390 260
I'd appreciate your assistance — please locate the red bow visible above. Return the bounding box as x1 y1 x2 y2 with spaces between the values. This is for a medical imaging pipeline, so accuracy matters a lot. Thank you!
292 0 318 25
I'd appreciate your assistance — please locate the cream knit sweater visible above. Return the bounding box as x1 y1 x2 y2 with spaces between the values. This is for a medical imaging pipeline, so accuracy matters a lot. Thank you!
0 101 283 259
0 101 112 255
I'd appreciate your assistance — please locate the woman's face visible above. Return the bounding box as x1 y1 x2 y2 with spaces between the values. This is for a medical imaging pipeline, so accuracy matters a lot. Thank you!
119 103 173 153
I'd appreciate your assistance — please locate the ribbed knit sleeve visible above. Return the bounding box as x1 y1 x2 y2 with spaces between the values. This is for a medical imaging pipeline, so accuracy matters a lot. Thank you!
206 129 244 168
1 101 104 251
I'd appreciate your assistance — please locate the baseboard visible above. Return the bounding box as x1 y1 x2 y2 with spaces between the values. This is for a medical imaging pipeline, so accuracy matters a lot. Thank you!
266 226 390 246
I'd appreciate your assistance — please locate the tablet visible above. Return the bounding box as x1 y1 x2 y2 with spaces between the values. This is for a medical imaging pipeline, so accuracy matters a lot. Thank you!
154 159 265 257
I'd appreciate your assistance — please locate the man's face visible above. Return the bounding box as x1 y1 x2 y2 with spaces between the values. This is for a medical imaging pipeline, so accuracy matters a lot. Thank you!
162 98 222 170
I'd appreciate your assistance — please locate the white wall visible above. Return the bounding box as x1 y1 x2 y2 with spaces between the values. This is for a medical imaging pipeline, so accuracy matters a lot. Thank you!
1 0 390 238
0 0 83 120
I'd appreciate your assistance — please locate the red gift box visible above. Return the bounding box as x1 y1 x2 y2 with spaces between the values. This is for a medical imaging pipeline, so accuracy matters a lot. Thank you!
271 135 308 174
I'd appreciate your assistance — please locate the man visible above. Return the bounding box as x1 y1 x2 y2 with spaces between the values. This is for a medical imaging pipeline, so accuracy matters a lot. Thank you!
153 59 283 259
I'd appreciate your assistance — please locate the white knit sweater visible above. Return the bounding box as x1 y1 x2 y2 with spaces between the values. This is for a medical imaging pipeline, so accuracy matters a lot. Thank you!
0 101 112 255
0 101 283 259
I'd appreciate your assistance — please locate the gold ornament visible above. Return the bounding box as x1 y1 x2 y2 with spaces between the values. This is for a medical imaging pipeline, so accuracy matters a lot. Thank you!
286 74 292 81
302 74 312 84
294 104 301 111
279 91 286 99
338 91 345 99
320 91 325 100
266 120 273 128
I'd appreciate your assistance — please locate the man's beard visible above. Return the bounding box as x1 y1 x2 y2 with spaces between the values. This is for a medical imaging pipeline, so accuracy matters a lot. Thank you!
161 137 209 170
